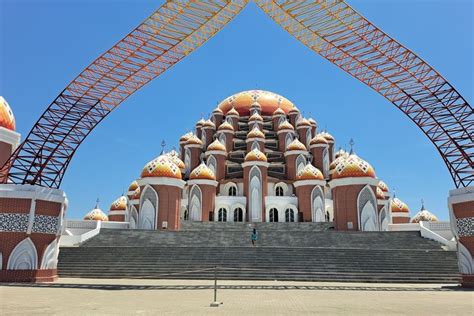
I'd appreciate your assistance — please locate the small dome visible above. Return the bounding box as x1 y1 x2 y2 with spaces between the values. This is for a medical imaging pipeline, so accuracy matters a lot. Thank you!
190 162 216 180
212 107 223 114
308 118 317 126
218 121 234 131
248 127 265 139
378 180 389 193
180 132 193 142
278 120 294 131
334 148 347 159
0 96 16 131
110 196 127 211
320 131 335 143
202 119 215 129
288 107 300 114
207 139 226 151
245 148 267 162
273 107 285 116
251 101 261 109
296 164 324 180
309 134 328 146
218 90 294 116
226 107 240 117
296 118 311 127
141 155 182 179
249 112 263 121
332 154 376 179
84 207 108 221
376 187 385 199
186 134 203 145
391 198 409 213
329 154 348 171
128 180 139 192
411 208 438 223
131 187 141 200
168 153 185 170
286 138 307 151
196 118 206 126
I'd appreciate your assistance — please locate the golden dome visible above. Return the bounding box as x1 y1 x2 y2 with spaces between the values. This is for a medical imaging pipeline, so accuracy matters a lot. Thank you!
335 148 347 159
186 134 203 145
251 101 261 109
0 96 16 131
296 164 324 180
196 118 206 126
329 154 347 171
308 118 317 126
249 113 263 121
288 107 300 114
110 196 127 211
207 139 226 151
226 107 239 117
286 138 307 151
278 120 294 131
168 153 185 170
391 198 409 213
212 107 223 114
245 148 267 162
84 208 108 221
202 119 215 129
128 180 139 192
310 134 328 146
218 90 295 116
141 155 182 179
273 107 285 116
376 187 385 199
248 127 265 139
378 180 389 193
180 132 193 142
190 162 216 180
411 209 438 223
331 154 376 179
320 131 335 142
131 187 141 200
218 121 234 131
296 118 311 127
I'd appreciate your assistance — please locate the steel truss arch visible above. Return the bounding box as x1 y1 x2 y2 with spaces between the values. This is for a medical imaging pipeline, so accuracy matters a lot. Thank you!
1 0 472 189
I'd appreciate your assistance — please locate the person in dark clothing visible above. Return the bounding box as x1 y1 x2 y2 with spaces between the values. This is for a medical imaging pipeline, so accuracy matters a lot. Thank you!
251 228 258 247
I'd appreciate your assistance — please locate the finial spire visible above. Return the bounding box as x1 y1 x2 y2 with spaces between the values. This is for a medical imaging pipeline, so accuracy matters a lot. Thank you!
160 140 166 154
421 198 425 210
349 138 354 154
95 198 100 209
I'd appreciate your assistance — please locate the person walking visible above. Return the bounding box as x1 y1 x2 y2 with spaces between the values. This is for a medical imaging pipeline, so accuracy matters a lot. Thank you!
251 228 258 247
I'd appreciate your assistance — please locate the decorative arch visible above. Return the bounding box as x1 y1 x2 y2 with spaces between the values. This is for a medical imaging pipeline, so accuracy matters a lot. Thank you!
218 133 226 147
0 0 471 190
285 133 293 149
7 237 38 270
296 154 306 174
207 155 217 176
305 128 312 148
223 182 238 196
189 185 202 221
322 147 329 178
139 185 158 230
275 182 289 196
311 186 325 222
184 148 191 178
251 140 260 151
232 203 246 222
130 206 138 229
249 166 262 222
284 204 298 222
357 185 378 231
40 238 59 269
379 206 389 231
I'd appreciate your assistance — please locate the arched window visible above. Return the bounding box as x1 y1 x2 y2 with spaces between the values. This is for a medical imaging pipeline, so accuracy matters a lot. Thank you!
325 211 330 222
139 185 158 230
269 208 279 222
249 166 262 222
184 148 191 177
7 238 38 270
278 116 286 126
311 187 325 222
201 132 207 147
296 154 306 174
306 128 312 148
189 185 202 221
275 186 284 197
218 208 227 222
251 140 260 151
233 208 243 222
285 208 295 222
380 207 388 231
228 185 237 196
285 133 293 149
322 147 329 178
358 185 377 231
218 133 226 147
207 155 216 175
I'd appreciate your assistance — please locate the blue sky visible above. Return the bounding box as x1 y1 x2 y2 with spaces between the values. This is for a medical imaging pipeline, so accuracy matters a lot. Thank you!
1 0 472 220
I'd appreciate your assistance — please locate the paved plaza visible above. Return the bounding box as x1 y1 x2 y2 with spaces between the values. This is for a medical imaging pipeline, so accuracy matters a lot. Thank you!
1 278 472 315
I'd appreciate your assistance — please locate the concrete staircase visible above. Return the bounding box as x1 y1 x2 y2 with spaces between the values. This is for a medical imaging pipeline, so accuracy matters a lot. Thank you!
58 222 461 283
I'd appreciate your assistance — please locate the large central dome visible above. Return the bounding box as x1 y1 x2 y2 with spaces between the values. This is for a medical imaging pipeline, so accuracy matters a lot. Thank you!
218 90 295 116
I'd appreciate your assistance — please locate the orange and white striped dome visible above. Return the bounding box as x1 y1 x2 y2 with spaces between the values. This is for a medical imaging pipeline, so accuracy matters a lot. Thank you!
308 118 317 126
376 187 385 199
131 187 141 200
212 107 223 114
128 180 139 192
0 96 16 131
141 155 182 179
84 207 108 221
251 101 261 109
378 180 389 193
334 148 347 159
286 138 306 151
320 131 335 143
218 90 295 116
296 118 311 127
249 113 263 121
296 164 324 181
248 127 265 139
202 119 215 129
273 107 285 116
245 148 267 162
331 154 376 179
391 198 409 213
190 162 216 180
186 134 203 145
218 121 234 131
110 196 127 211
226 107 239 117
329 154 348 171
180 132 193 142
309 134 328 146
167 152 185 170
207 139 226 152
411 208 438 223
278 120 294 131
196 118 206 126
288 107 300 114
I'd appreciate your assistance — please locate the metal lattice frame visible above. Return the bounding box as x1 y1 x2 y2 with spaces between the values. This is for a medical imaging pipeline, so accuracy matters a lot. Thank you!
1 0 472 189
255 0 473 187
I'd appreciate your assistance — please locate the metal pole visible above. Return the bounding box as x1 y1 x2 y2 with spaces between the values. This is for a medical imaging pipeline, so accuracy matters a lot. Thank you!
210 265 219 307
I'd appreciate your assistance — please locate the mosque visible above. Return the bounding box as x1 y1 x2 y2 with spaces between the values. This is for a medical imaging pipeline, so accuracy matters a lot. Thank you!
71 90 438 231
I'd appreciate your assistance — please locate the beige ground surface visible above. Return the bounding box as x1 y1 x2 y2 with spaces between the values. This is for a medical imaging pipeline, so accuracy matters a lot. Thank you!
1 278 473 316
